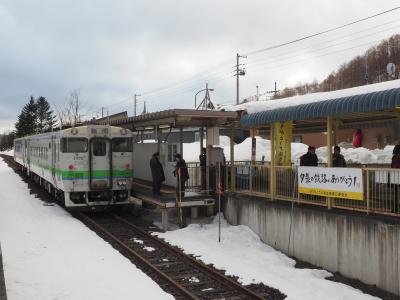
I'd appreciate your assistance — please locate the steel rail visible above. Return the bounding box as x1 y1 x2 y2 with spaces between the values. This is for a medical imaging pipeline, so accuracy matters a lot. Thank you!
109 212 266 300
77 212 200 300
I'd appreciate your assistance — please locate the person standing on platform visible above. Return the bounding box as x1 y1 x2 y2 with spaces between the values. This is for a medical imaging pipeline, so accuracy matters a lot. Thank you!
300 146 318 167
332 146 347 167
199 148 206 190
150 152 165 196
174 153 189 199
391 144 400 213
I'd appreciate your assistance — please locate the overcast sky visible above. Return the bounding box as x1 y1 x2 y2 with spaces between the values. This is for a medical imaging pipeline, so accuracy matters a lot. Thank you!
1 0 400 131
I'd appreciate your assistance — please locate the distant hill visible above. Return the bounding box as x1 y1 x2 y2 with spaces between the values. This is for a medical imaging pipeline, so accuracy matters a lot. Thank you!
269 34 400 100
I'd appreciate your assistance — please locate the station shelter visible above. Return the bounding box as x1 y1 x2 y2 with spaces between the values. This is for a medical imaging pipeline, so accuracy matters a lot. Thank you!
229 86 400 217
99 109 242 229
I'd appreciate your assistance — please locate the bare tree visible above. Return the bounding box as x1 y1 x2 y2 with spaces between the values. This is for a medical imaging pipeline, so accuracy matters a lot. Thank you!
53 90 86 129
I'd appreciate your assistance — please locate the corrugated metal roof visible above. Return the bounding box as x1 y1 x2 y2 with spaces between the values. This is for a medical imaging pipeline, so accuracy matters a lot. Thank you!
240 87 400 127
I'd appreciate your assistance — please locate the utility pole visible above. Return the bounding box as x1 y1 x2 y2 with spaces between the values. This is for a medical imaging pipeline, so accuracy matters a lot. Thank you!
134 94 141 117
256 85 259 101
274 82 277 97
101 107 104 118
235 53 247 105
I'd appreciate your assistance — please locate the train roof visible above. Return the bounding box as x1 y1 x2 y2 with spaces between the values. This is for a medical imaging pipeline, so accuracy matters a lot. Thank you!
14 125 131 141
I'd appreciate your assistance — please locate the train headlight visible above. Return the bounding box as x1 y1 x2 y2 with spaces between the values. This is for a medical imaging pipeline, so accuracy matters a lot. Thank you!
117 179 127 186
120 128 127 135
71 128 78 135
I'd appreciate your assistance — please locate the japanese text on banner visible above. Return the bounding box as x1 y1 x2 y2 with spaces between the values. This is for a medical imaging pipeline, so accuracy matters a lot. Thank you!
274 121 292 166
298 167 364 200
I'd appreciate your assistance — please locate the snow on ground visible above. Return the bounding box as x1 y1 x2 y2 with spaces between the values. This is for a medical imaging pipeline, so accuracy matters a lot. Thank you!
158 215 380 300
0 158 173 300
221 79 400 114
183 136 393 164
0 149 13 156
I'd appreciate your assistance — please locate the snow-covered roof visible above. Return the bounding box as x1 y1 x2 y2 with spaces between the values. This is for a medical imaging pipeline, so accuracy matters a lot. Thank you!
222 79 400 114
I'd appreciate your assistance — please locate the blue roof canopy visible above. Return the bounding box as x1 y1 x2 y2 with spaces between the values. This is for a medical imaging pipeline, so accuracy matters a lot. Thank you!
240 87 400 128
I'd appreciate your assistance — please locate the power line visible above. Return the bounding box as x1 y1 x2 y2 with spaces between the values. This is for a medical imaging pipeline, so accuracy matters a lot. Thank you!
245 18 400 67
93 6 400 112
245 24 400 70
245 6 400 56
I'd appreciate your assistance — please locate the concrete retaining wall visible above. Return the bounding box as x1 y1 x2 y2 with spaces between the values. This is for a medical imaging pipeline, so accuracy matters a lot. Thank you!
224 195 400 296
0 243 7 300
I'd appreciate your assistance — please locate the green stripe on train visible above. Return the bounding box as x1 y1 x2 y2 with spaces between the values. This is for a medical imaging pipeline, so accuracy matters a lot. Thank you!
29 162 132 179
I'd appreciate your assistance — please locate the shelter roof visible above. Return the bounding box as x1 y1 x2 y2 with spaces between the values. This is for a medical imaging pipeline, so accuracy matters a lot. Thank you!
241 86 400 129
97 109 242 130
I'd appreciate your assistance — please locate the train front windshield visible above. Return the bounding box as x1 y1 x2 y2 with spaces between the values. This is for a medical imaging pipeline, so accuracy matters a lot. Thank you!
61 138 88 153
112 138 132 152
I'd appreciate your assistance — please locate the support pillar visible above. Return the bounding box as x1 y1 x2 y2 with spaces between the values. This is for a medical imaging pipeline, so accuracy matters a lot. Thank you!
206 205 214 216
251 128 256 164
179 127 183 156
161 209 168 232
333 119 339 146
200 126 204 151
230 128 235 192
156 126 161 153
190 207 199 219
327 116 333 209
270 124 275 200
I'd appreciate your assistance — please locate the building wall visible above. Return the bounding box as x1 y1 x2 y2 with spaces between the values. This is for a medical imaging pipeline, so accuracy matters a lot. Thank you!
133 142 182 187
296 126 396 150
224 195 400 296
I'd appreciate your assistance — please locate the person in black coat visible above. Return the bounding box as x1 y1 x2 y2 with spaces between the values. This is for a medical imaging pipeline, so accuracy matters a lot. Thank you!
332 145 346 167
174 153 189 199
150 152 165 195
199 148 206 190
300 146 318 166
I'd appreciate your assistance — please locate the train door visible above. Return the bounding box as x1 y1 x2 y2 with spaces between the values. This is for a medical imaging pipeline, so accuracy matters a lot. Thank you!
26 139 31 174
89 138 112 190
51 136 56 185
23 140 27 166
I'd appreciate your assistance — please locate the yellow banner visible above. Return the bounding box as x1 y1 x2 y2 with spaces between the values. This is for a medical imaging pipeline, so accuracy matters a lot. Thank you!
299 187 363 200
274 121 292 166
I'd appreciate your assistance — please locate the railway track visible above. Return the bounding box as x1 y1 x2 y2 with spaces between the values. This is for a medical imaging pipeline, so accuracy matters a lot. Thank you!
77 212 283 300
1 154 284 299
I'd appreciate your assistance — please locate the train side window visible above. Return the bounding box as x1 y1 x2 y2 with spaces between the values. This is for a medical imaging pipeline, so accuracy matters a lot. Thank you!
93 140 106 156
112 138 132 152
61 138 88 153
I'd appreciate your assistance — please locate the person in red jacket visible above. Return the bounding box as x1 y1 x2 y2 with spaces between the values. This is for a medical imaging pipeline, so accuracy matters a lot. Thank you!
352 129 362 148
391 144 400 213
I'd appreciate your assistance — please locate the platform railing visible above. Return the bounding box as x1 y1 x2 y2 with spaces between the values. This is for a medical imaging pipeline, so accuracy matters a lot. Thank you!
186 161 400 217
274 166 328 206
226 164 270 196
229 163 400 217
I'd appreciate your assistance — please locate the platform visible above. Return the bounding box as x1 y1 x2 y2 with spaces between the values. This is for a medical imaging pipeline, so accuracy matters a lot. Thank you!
131 179 216 231
0 243 7 300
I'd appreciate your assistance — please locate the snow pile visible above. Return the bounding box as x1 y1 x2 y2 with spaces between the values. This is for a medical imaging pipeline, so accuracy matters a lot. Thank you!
183 136 393 165
0 158 173 300
158 214 379 300
316 145 394 165
0 149 13 156
221 79 400 114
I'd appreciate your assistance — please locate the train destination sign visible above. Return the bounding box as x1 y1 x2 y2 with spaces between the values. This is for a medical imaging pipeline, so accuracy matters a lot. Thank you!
298 167 363 200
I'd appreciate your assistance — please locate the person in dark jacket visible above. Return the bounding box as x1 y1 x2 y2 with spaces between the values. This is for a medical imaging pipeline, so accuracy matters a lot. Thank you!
332 146 346 167
391 145 400 168
391 145 400 213
300 146 318 166
150 152 165 195
199 148 206 190
174 153 189 199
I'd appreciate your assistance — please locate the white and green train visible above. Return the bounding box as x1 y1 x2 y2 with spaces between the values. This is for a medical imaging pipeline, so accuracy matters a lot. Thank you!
14 125 133 209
